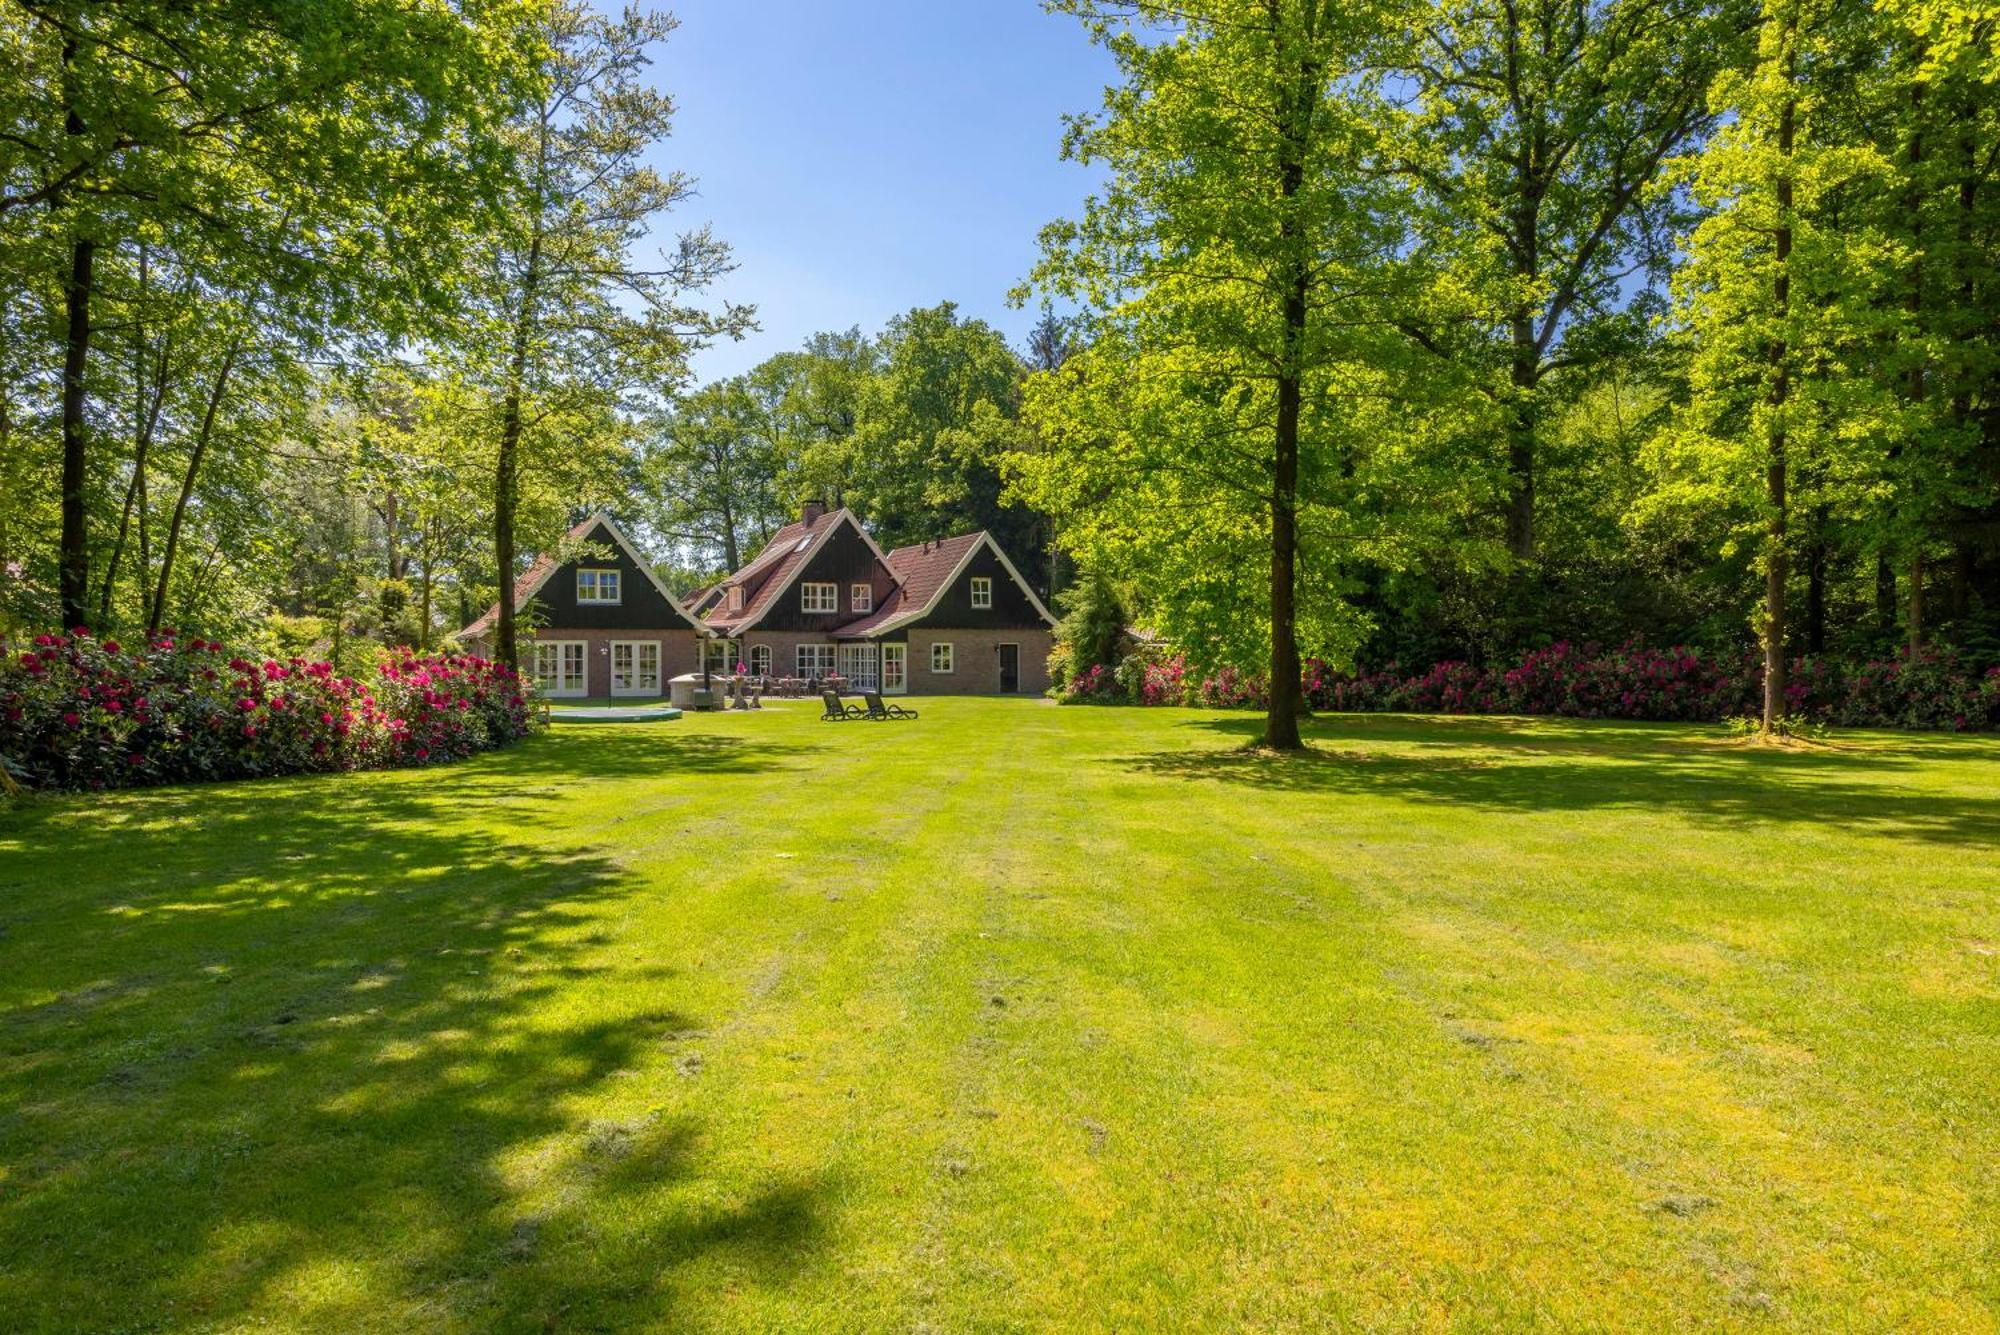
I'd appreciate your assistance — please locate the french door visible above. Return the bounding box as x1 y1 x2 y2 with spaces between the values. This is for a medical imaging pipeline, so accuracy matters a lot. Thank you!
533 640 587 697
610 640 660 696
837 643 879 690
880 643 907 694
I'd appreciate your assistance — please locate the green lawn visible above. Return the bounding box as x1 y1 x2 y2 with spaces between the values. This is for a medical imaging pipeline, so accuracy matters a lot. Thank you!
2 701 1996 1331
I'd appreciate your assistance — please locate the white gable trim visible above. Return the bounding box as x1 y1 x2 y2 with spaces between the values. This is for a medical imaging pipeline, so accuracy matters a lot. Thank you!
728 508 887 636
511 512 702 631
863 532 1057 637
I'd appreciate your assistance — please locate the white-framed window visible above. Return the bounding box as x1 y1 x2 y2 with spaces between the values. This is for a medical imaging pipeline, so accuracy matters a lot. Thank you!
576 568 621 604
970 576 992 610
610 640 661 696
851 582 872 613
727 585 743 612
704 638 736 674
930 642 954 674
801 581 837 613
797 643 837 677
748 644 772 677
532 640 587 697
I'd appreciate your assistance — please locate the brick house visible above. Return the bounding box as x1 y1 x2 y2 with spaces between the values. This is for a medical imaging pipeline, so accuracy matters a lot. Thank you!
687 503 1056 696
461 505 1055 698
459 514 704 699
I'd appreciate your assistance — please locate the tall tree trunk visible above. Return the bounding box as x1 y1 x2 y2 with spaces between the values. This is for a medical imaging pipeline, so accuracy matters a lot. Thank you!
102 271 170 623
58 236 95 630
382 490 403 580
1761 35 1797 736
150 341 242 633
1505 315 1538 558
56 32 95 631
1907 555 1924 652
418 524 434 652
1263 6 1318 752
1904 83 1927 657
495 226 542 672
1804 508 1828 655
1875 555 1896 636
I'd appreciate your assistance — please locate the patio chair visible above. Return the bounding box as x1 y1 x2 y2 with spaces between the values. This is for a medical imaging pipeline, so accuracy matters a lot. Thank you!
862 690 918 720
821 689 865 721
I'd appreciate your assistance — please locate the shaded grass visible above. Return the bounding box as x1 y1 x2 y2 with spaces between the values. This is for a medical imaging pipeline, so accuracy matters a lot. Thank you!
0 704 1995 1330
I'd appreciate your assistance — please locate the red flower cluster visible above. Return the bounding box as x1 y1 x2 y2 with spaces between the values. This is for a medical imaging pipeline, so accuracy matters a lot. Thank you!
1062 640 2000 733
0 630 539 791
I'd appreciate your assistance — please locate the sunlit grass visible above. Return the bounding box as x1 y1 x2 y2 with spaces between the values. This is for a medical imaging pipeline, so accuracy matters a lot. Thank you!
1 701 1995 1330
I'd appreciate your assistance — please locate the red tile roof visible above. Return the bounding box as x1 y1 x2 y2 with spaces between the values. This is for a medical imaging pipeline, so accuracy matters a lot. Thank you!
699 508 849 634
834 532 984 635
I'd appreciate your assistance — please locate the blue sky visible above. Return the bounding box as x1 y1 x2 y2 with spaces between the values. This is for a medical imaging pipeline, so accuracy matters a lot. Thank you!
648 2 1117 382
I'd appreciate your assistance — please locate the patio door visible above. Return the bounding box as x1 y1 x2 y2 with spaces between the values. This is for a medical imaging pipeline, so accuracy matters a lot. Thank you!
880 643 907 694
837 642 879 690
533 640 587 697
610 641 659 696
998 643 1020 694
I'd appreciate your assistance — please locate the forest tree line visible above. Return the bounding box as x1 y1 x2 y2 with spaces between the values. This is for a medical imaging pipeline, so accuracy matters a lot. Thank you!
4 0 1997 744
0 0 1073 671
1015 0 2000 742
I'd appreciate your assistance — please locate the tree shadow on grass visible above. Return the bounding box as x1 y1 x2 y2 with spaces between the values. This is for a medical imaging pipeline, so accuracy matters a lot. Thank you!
0 727 829 1329
1119 713 2000 849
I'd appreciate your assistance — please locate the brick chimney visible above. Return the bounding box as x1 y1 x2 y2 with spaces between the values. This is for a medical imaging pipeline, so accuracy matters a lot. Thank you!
799 499 827 525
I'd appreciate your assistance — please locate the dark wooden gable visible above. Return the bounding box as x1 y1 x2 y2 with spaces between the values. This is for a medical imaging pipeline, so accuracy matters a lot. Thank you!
907 541 1048 630
532 521 696 631
753 517 895 632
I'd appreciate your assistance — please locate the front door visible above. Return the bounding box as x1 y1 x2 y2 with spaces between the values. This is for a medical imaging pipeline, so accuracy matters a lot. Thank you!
533 640 588 697
998 643 1020 694
610 641 659 696
881 642 907 694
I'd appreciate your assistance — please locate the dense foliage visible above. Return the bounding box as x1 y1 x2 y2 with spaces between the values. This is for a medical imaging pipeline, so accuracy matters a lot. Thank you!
1066 641 2000 731
0 629 535 791
1019 0 2000 739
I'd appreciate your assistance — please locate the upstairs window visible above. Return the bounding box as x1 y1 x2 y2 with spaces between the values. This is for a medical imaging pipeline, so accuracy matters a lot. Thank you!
577 568 621 604
727 585 744 612
851 582 873 613
801 581 837 613
970 576 993 610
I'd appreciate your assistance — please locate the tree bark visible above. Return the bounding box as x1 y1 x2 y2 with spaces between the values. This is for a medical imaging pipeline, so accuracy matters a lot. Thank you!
1262 2 1318 752
1804 508 1827 656
150 341 241 633
102 270 170 623
494 227 542 672
56 30 95 631
1505 316 1538 558
1761 34 1797 735
1875 555 1896 637
1907 554 1924 652
58 236 96 630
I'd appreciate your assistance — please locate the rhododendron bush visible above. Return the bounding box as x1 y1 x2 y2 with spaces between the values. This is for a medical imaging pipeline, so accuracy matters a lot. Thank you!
1063 640 2000 732
0 629 537 791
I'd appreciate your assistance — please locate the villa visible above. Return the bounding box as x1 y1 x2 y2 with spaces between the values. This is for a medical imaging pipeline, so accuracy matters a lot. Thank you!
461 504 1055 699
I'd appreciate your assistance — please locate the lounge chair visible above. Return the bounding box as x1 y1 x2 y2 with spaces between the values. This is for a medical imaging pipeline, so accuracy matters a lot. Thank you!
863 690 918 720
821 689 865 721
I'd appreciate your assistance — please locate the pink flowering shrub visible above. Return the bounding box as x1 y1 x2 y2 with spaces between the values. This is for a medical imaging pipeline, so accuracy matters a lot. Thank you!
0 628 537 791
1061 662 1124 703
1092 639 1997 732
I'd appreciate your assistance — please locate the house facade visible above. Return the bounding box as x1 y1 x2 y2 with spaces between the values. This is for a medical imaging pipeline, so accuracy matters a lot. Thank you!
688 503 1056 695
459 515 704 699
461 505 1056 699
